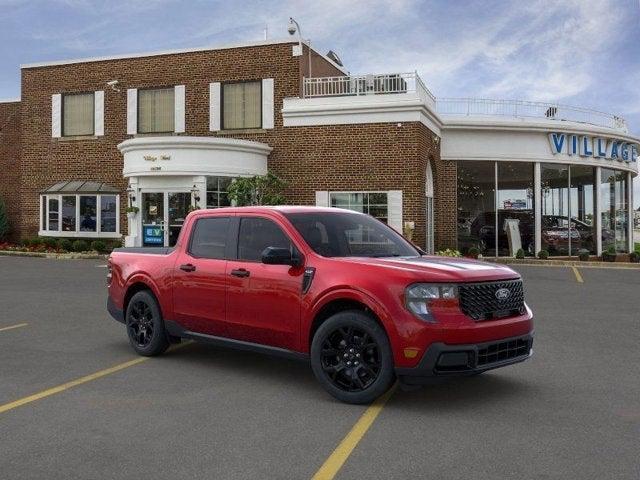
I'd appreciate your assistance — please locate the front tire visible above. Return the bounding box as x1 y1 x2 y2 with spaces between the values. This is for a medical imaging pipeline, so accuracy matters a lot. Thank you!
125 290 169 357
311 311 395 404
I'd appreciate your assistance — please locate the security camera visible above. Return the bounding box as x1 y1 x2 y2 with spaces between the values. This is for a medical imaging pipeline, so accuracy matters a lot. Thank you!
106 80 120 92
287 18 297 35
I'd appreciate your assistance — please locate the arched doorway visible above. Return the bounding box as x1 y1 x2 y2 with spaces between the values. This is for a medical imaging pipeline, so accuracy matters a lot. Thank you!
426 161 435 254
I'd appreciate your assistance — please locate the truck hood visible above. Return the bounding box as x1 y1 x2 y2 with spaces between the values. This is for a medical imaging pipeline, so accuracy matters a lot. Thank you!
333 255 520 283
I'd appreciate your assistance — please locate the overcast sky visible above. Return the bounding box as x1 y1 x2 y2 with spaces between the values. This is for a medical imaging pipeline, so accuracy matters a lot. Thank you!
1 0 639 201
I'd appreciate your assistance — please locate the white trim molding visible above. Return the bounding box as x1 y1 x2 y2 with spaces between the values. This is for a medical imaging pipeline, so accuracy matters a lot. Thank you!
315 191 329 207
51 94 62 138
387 190 403 233
119 136 271 178
94 90 104 136
126 89 137 135
174 85 186 133
262 78 275 129
209 82 221 132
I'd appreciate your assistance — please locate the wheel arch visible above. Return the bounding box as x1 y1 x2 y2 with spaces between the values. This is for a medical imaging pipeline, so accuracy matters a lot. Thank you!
123 278 163 319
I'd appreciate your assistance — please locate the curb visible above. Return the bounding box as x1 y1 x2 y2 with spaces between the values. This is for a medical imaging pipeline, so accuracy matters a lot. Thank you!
488 258 640 269
0 250 108 260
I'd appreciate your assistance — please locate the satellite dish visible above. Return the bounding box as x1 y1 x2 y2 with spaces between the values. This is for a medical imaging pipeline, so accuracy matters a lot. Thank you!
326 50 343 67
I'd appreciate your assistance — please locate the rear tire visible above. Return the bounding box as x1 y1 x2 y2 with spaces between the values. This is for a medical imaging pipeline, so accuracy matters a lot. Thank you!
125 290 170 357
311 310 395 404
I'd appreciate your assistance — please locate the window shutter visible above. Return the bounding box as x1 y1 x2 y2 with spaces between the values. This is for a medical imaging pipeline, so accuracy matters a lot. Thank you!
209 82 221 131
387 190 403 233
262 78 275 129
127 88 137 135
174 85 185 133
315 191 329 207
51 94 62 138
94 90 104 136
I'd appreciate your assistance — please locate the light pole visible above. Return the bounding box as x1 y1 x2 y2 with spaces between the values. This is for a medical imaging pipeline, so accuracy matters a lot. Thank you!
288 17 312 80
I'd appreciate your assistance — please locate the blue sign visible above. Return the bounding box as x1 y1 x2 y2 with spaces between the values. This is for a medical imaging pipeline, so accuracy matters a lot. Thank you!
143 225 164 245
548 132 638 163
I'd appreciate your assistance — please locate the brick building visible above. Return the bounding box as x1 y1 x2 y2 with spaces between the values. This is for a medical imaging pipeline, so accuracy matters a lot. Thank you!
1 38 639 256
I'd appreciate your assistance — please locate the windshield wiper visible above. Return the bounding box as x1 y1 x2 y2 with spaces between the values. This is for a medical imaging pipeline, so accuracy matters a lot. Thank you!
367 253 402 258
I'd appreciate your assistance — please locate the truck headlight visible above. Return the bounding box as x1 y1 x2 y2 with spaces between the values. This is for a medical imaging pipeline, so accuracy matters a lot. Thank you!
404 283 458 322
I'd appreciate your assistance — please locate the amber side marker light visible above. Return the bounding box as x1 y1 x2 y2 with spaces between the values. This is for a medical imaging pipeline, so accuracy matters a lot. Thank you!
403 348 420 359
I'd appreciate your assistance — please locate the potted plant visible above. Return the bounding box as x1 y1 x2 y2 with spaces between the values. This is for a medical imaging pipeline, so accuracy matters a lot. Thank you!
126 206 139 219
602 245 617 262
577 249 590 261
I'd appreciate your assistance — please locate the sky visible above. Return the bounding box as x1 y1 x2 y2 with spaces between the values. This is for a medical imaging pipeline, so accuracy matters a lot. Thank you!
1 0 639 200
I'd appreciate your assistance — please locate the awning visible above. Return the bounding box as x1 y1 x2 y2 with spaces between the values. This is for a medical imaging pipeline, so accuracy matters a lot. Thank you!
41 180 120 194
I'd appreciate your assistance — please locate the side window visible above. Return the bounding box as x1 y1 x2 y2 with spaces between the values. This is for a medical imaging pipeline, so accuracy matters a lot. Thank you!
238 217 291 262
189 217 230 259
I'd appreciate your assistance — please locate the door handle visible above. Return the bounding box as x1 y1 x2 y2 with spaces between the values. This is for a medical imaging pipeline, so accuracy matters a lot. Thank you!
230 268 250 278
180 263 196 272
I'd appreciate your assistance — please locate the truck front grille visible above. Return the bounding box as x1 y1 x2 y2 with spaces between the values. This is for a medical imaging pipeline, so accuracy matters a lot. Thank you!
477 337 531 366
458 279 525 321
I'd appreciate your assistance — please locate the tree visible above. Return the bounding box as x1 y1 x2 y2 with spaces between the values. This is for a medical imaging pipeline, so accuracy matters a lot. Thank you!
227 173 286 206
0 197 9 241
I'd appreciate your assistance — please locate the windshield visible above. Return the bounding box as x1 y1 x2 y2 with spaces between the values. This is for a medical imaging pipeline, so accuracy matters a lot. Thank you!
284 211 420 258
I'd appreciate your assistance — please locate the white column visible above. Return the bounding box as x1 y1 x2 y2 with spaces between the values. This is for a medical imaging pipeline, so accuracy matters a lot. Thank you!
125 177 140 247
534 162 541 255
628 171 633 253
595 167 602 256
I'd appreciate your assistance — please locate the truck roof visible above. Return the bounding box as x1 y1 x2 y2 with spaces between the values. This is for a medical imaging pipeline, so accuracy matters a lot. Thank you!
189 206 360 217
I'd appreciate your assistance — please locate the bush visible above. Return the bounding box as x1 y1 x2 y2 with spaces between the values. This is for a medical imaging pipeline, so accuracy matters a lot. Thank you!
72 240 89 252
30 237 42 247
42 237 58 249
629 251 640 263
537 250 549 260
467 246 480 259
577 249 590 261
602 245 617 262
58 238 73 252
515 248 525 259
21 238 31 247
436 248 462 258
90 240 107 253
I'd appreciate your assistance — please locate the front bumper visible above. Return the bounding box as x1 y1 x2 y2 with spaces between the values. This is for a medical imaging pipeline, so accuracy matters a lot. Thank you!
396 333 533 385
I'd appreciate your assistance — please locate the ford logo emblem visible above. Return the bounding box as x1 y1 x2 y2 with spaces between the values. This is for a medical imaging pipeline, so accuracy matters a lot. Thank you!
495 288 510 300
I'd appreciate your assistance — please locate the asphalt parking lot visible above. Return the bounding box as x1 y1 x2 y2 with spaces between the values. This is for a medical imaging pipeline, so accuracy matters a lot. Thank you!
0 256 639 480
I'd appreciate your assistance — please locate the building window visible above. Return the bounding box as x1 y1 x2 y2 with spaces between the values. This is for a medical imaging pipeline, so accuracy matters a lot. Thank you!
457 161 496 256
222 81 261 130
601 168 628 253
63 92 94 136
138 87 175 133
40 194 119 237
206 176 233 208
497 163 535 256
330 192 389 223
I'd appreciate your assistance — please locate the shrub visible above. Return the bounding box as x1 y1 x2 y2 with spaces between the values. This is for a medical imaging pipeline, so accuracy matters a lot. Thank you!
515 248 525 259
436 248 462 258
42 237 58 249
629 251 640 263
602 245 617 262
58 238 73 252
577 249 590 261
90 240 107 253
21 238 31 247
537 250 549 260
30 237 42 247
72 239 89 252
467 246 480 259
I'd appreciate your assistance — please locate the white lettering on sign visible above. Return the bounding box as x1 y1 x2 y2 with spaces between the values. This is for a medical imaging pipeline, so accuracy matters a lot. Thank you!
548 133 638 163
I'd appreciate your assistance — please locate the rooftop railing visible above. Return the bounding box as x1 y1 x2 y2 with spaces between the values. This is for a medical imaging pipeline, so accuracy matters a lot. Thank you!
436 97 628 132
302 72 436 107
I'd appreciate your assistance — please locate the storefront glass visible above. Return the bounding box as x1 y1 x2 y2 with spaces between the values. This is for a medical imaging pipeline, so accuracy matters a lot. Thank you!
601 168 628 252
497 163 535 256
457 161 496 256
541 164 570 255
569 166 596 254
62 196 76 232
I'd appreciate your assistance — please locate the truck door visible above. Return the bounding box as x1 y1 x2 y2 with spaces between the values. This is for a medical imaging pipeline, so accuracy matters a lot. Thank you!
225 215 304 351
172 215 232 336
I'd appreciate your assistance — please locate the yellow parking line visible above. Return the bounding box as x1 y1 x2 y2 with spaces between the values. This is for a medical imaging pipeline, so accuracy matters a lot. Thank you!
0 323 28 333
311 383 397 480
0 341 191 415
571 266 584 283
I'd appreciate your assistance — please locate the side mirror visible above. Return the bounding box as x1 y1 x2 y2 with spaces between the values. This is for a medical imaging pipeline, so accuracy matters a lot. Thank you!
261 246 303 267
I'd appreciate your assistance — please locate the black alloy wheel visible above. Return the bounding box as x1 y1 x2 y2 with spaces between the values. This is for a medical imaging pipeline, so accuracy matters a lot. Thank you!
320 326 381 392
125 290 170 356
128 300 155 348
311 310 395 404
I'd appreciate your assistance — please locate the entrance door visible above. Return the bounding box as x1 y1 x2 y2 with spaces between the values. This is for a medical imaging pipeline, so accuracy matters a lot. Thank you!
142 192 165 247
141 192 191 247
168 192 191 247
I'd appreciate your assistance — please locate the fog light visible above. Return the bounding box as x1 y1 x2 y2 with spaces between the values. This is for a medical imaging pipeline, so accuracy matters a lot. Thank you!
436 352 470 368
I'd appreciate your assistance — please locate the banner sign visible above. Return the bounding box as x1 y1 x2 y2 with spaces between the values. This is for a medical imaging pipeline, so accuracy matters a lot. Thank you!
143 225 164 245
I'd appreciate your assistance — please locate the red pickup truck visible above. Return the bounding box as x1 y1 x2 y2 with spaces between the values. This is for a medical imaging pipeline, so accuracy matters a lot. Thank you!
107 206 533 404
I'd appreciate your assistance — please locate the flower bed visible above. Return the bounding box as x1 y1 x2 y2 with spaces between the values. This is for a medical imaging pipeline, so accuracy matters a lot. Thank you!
0 238 121 255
